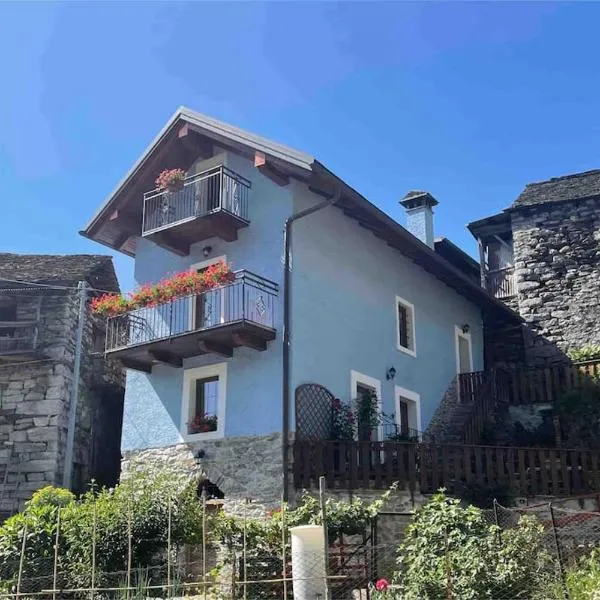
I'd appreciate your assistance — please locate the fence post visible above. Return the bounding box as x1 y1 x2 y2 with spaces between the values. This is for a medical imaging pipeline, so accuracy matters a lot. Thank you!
281 495 288 600
52 510 61 600
318 476 330 600
167 492 172 599
16 522 28 597
492 499 502 544
243 498 248 600
202 489 207 600
549 503 569 597
91 500 97 600
126 496 133 600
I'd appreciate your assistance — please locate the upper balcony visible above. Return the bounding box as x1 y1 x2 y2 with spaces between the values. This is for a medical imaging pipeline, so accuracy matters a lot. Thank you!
104 270 277 372
142 166 251 256
0 321 39 360
486 266 516 299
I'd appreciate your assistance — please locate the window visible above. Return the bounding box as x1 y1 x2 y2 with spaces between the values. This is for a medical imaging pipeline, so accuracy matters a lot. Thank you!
455 325 473 375
396 296 416 356
395 386 421 440
181 363 227 440
190 255 227 330
92 325 106 354
350 370 382 441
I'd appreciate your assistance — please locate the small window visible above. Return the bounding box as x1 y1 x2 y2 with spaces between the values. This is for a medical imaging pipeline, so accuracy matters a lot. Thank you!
189 376 219 434
396 296 416 356
394 386 421 441
92 325 106 353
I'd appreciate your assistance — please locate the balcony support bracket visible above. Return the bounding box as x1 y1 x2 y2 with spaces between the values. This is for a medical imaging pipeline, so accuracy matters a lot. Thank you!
148 350 183 368
121 358 153 373
233 332 267 352
198 340 233 358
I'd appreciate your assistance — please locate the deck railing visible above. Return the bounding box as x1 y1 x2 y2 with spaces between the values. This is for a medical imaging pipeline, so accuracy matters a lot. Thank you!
0 321 38 355
503 359 600 405
293 440 600 497
105 270 277 352
142 165 251 235
486 266 516 299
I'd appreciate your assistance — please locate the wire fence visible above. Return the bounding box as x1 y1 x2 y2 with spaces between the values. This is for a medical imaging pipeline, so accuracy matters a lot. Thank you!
4 488 600 599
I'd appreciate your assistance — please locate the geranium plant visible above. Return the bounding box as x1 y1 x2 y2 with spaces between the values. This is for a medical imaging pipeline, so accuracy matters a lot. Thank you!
188 414 218 434
155 168 186 192
90 262 235 318
331 398 355 440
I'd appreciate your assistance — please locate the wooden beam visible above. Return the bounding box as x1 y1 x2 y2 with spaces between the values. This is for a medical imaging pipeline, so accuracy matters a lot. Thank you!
108 209 139 232
113 231 131 250
232 333 267 351
148 350 183 368
149 231 190 256
178 123 213 158
198 339 233 358
212 221 238 243
121 358 152 373
254 152 289 186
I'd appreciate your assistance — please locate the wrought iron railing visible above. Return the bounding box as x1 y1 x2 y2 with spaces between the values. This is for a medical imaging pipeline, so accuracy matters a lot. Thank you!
142 166 251 235
486 266 516 298
0 322 37 354
105 270 277 352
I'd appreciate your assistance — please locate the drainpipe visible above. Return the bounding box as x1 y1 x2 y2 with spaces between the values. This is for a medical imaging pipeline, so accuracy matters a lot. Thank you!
282 188 341 501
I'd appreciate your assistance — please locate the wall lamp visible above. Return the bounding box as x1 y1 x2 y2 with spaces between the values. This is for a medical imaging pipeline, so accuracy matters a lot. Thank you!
386 367 397 381
461 324 470 334
202 245 212 258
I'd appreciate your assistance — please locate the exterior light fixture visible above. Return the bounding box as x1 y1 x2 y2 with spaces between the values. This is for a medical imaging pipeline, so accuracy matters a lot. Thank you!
386 367 397 381
202 245 212 258
461 324 470 334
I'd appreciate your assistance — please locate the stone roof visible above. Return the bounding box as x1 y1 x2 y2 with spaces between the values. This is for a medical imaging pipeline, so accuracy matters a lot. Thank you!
513 169 600 208
0 254 119 292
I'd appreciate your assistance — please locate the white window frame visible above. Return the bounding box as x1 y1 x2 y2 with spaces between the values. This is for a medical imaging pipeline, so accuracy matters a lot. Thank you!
394 385 422 440
189 255 227 329
395 295 416 357
350 370 383 441
454 325 474 375
181 362 227 441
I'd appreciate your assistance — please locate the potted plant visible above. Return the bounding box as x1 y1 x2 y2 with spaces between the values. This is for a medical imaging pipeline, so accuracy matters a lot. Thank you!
354 390 380 441
155 168 186 192
189 414 218 434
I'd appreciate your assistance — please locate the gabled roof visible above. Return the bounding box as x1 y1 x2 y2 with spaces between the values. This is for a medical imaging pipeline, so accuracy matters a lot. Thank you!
81 107 520 323
513 169 600 209
0 254 119 292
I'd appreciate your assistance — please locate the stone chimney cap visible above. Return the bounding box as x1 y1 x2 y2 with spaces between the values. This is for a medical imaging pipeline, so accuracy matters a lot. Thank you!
400 190 439 209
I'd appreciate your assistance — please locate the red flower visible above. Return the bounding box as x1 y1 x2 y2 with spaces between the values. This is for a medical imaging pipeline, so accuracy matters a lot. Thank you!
375 579 389 591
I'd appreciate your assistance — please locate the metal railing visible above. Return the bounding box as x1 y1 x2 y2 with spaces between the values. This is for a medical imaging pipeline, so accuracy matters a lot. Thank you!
0 322 37 354
486 266 516 298
142 165 251 235
105 270 277 352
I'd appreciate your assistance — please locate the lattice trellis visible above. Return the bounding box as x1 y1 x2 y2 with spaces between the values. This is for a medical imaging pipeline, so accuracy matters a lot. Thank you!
295 383 334 440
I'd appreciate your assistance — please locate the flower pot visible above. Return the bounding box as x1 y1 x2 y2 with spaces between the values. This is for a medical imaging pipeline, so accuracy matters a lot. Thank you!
166 180 184 193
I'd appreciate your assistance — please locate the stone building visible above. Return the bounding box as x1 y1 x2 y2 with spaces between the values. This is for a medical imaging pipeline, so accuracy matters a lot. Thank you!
0 254 125 518
469 169 600 366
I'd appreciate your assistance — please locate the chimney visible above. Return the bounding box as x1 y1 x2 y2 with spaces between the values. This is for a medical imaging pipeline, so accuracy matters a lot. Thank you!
400 190 439 249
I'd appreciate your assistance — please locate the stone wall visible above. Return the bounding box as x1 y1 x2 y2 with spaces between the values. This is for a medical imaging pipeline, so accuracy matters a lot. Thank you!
0 290 125 516
121 433 283 515
512 198 600 365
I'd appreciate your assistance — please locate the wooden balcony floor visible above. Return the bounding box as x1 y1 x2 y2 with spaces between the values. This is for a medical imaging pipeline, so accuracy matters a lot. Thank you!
107 320 275 372
143 210 249 256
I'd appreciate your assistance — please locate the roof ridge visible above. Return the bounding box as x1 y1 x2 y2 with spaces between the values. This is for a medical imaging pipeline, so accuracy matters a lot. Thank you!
525 168 600 188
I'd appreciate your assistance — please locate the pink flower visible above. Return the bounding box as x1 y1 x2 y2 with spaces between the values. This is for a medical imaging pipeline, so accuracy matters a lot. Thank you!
375 579 389 591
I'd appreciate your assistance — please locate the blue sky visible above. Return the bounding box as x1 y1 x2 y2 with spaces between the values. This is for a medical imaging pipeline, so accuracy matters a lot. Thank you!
1 2 599 291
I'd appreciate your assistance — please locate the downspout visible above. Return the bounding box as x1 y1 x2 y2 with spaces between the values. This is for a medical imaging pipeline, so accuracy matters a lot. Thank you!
282 188 341 501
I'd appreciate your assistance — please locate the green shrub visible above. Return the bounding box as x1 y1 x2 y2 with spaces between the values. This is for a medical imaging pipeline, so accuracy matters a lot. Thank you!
394 491 556 600
568 345 600 363
566 548 600 600
27 486 75 509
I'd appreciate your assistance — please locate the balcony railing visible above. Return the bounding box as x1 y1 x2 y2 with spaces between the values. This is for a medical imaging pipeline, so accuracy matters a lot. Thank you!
142 165 250 236
0 321 38 356
486 266 516 299
105 270 277 354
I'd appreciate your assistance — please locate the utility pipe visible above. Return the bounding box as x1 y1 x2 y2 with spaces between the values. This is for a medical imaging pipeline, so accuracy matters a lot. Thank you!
282 188 341 501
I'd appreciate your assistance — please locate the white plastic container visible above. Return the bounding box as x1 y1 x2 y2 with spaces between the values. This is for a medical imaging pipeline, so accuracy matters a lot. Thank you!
290 524 327 600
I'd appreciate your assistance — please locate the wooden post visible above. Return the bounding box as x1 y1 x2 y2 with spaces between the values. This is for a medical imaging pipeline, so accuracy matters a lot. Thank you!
16 523 28 597
202 490 207 600
243 498 248 600
478 238 487 289
52 510 61 600
167 493 172 599
126 498 132 600
319 476 330 600
281 495 288 600
91 501 97 600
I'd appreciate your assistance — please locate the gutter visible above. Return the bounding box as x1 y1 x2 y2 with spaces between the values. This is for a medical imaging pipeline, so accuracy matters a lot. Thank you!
282 188 341 501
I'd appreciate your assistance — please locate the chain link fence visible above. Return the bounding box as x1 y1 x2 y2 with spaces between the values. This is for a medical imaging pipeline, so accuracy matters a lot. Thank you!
4 492 600 599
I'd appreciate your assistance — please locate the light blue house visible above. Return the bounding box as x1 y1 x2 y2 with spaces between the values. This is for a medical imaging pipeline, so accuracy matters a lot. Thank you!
82 108 518 501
